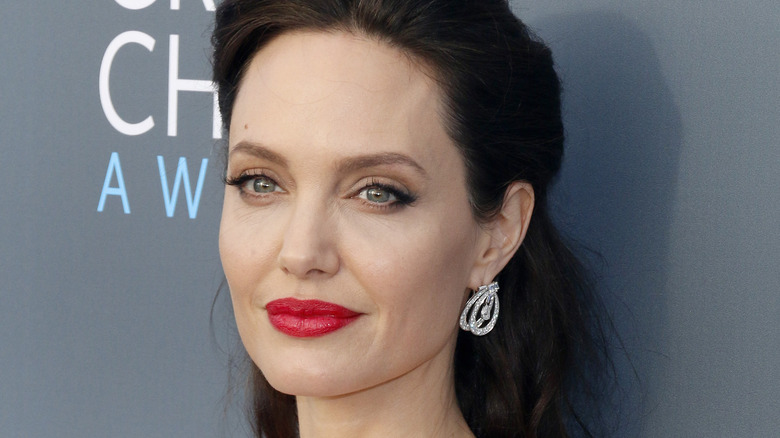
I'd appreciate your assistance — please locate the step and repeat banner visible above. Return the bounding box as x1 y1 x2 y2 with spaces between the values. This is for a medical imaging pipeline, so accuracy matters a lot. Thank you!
97 0 219 219
1 2 235 436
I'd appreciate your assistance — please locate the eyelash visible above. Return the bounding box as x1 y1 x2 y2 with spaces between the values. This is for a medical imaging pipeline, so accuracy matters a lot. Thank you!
223 172 280 200
356 178 418 210
223 173 417 210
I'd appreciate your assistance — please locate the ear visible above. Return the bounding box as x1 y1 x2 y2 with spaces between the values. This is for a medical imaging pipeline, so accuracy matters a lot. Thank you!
468 181 535 290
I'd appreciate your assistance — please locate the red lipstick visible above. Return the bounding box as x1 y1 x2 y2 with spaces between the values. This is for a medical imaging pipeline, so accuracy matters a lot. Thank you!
265 298 361 337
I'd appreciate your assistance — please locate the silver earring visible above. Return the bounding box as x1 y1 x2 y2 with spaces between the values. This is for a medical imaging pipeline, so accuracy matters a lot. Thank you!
459 281 499 336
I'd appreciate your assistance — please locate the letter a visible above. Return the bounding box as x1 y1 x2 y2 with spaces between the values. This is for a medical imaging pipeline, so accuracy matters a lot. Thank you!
97 152 131 214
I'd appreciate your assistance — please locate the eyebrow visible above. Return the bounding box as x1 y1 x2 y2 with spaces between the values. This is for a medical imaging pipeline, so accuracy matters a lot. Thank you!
336 152 428 178
230 141 289 168
229 141 428 178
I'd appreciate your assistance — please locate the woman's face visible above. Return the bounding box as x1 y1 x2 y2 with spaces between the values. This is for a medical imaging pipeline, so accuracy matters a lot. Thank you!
219 31 494 397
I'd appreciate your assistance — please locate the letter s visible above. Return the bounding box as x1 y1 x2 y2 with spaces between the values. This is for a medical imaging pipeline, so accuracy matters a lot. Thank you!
115 0 156 10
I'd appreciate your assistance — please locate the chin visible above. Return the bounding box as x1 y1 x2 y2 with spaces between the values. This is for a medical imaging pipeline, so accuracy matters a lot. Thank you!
263 367 355 398
249 346 355 397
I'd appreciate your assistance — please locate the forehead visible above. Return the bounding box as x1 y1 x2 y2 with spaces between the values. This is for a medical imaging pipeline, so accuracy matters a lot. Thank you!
240 31 432 105
229 31 452 163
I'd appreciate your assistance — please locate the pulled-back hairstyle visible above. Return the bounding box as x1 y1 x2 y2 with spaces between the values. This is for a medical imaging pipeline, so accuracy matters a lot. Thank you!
213 1 611 436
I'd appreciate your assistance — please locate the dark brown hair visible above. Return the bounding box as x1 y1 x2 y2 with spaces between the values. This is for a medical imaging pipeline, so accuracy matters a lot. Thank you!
213 1 612 436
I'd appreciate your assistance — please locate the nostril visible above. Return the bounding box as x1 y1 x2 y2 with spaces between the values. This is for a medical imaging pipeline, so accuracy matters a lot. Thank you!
278 243 339 278
277 206 340 277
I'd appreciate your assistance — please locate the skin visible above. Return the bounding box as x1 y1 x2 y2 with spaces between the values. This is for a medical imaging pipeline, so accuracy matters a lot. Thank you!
219 31 534 438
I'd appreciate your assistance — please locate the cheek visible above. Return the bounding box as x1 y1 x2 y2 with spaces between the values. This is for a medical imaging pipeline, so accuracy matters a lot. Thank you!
218 194 281 304
219 196 284 369
343 209 479 338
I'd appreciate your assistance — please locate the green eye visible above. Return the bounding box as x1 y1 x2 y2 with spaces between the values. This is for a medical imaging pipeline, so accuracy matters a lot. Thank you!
252 176 278 193
361 187 397 203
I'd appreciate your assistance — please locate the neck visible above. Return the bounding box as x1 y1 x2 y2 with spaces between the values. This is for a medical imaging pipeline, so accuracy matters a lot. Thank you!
295 347 474 438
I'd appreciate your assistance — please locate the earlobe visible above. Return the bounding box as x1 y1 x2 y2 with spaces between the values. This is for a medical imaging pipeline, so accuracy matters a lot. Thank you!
468 182 535 289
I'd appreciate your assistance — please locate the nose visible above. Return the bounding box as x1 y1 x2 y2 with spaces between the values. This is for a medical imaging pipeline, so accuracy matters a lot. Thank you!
277 199 340 279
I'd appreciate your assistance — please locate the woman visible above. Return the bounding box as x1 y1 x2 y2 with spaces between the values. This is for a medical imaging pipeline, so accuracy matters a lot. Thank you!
213 0 610 436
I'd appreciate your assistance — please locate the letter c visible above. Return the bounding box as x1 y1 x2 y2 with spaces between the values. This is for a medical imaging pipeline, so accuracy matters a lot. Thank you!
99 31 156 136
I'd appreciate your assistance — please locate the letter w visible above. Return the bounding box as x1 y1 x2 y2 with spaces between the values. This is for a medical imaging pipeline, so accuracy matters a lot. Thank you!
157 156 208 219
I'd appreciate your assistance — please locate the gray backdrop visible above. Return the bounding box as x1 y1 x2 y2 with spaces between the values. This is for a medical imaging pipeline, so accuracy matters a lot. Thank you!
1 1 777 436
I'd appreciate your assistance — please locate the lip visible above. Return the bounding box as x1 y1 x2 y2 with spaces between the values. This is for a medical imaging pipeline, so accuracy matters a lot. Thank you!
265 298 361 337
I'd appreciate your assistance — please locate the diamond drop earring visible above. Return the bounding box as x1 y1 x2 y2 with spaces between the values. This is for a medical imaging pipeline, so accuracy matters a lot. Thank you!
459 281 499 336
